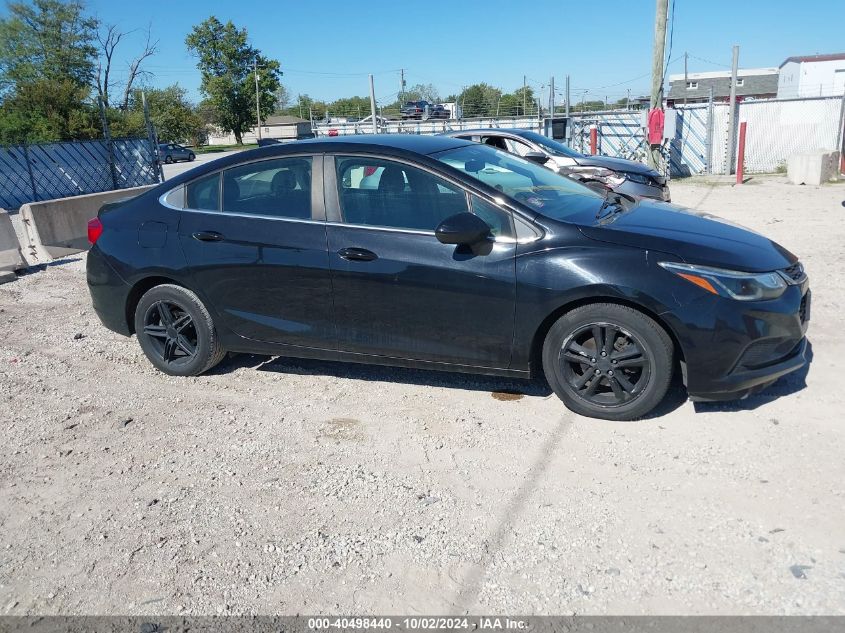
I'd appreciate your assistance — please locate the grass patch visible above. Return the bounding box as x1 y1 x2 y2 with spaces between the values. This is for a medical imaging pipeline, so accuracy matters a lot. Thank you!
194 143 258 154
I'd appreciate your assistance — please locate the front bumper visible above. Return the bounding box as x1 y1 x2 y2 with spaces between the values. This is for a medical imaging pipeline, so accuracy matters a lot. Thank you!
663 281 810 402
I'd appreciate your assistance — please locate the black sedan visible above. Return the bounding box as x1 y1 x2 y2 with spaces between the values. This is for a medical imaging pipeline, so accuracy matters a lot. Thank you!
443 128 670 201
86 135 809 420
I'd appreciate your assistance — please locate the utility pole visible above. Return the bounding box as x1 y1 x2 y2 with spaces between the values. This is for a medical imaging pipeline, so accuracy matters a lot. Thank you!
254 57 262 141
648 0 669 169
523 75 527 115
725 45 740 174
400 69 405 104
549 76 555 115
142 91 164 182
683 51 689 107
565 75 570 118
627 88 631 111
369 74 378 134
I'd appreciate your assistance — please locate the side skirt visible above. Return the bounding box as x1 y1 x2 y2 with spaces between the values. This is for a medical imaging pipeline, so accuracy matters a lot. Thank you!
221 334 531 380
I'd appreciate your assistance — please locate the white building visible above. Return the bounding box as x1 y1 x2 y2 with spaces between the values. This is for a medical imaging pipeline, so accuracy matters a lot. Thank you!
777 53 845 99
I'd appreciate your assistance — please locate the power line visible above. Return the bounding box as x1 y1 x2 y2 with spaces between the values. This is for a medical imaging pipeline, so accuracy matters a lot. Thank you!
662 0 676 84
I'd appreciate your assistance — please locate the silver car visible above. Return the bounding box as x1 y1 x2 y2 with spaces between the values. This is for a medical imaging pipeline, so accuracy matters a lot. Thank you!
443 128 670 202
158 143 195 164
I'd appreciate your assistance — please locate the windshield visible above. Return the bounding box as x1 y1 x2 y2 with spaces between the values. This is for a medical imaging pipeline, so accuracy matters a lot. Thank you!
434 144 601 220
513 130 583 158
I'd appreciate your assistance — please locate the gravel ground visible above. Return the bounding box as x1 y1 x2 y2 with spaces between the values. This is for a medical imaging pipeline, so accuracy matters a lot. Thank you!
1 175 844 615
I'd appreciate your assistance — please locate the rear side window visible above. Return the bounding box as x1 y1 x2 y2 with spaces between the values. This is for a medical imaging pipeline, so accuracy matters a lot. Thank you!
222 157 312 219
185 173 220 211
335 156 467 231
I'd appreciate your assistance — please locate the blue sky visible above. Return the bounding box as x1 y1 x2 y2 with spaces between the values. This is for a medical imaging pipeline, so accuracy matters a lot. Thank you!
31 0 845 105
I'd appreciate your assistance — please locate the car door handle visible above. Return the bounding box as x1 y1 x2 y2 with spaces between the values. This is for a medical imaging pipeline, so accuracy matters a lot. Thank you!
192 231 224 242
338 247 378 262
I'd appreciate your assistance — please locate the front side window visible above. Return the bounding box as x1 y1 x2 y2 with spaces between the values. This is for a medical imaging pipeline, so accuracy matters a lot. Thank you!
434 143 601 221
185 172 220 211
471 196 513 238
335 156 468 231
222 156 312 219
504 137 535 157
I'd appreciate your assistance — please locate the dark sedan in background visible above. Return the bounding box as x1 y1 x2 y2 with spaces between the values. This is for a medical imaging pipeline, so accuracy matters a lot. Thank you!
87 135 809 420
443 128 670 201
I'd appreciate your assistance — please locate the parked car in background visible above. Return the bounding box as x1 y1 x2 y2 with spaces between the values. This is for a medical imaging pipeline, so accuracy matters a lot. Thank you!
87 135 809 421
400 100 432 120
443 129 670 202
430 104 450 119
158 143 195 164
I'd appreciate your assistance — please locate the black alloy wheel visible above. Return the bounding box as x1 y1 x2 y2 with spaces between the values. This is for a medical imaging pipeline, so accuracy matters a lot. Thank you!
542 303 673 420
560 322 650 407
134 284 226 376
142 300 198 367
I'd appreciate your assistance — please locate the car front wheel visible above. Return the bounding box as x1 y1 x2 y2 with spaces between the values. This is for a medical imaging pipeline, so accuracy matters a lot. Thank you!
134 284 226 376
542 303 674 420
164 155 173 164
188 153 195 161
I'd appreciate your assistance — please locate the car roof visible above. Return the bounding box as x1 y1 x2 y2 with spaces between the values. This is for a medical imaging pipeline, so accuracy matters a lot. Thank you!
164 134 476 187
442 128 528 138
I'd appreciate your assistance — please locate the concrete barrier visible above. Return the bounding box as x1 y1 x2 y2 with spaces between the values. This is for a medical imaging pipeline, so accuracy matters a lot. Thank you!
787 150 841 186
19 185 156 262
0 208 26 284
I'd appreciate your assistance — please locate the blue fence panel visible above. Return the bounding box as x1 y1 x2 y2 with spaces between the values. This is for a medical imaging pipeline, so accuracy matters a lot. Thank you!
0 138 160 209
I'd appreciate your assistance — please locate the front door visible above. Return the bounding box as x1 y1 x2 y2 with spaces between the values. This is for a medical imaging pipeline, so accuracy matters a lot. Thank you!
324 154 516 368
177 154 335 348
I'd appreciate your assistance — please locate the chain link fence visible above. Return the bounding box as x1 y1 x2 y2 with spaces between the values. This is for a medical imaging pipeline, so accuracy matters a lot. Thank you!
0 138 161 209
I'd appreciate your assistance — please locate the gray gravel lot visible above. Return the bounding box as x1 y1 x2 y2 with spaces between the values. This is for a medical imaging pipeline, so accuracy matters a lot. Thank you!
1 175 844 615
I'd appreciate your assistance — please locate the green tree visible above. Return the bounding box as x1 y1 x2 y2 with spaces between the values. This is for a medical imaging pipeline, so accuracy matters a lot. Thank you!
0 78 99 144
0 0 98 91
280 93 327 120
458 83 502 118
327 95 372 118
186 16 281 144
109 85 204 145
498 86 536 116
0 0 100 142
402 82 440 103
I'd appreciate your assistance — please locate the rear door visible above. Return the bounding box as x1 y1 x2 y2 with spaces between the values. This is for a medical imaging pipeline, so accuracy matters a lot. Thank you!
324 154 516 368
176 154 335 348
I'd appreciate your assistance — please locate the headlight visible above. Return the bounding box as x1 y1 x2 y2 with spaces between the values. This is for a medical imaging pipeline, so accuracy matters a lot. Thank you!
624 172 651 185
659 262 787 301
569 166 626 187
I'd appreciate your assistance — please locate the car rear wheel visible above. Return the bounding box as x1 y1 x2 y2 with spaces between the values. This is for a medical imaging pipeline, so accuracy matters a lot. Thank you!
134 284 226 376
542 303 673 421
164 155 173 164
188 153 195 161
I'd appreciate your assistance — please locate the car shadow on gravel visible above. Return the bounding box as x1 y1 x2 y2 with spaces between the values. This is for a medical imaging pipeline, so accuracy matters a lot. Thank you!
693 341 813 414
214 352 554 397
15 256 84 276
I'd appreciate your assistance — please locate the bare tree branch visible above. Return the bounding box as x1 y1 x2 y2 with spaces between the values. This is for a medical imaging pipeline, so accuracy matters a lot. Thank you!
96 24 124 109
121 25 158 110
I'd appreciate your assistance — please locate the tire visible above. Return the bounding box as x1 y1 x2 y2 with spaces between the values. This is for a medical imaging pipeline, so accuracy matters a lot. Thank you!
164 155 173 164
133 284 226 377
541 303 673 421
188 153 195 161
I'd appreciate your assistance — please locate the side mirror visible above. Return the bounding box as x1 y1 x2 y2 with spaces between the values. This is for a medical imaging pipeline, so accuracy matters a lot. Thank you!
523 151 549 164
435 213 492 246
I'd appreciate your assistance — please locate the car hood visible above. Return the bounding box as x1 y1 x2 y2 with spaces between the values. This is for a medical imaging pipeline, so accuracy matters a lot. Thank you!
573 154 658 177
576 200 797 272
